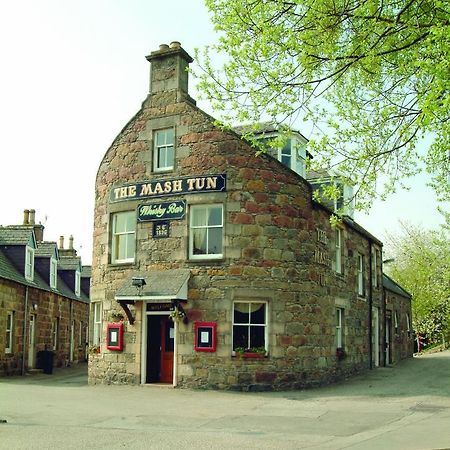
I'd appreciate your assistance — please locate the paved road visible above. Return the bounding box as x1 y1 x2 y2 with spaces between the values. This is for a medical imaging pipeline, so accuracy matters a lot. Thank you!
1 351 450 449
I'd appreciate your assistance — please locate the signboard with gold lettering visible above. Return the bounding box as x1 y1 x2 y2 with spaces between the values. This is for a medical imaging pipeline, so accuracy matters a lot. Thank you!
110 174 226 203
138 201 186 222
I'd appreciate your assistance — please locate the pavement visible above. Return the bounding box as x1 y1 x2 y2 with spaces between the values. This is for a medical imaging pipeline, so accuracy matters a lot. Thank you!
1 350 450 449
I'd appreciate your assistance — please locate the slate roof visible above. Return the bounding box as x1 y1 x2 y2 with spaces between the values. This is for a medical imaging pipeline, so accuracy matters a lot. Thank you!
58 257 82 271
383 273 412 299
35 241 58 257
0 225 89 303
81 266 92 278
0 227 34 246
116 269 190 299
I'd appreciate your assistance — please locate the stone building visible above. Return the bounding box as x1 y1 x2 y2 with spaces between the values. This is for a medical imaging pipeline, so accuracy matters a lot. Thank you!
1 210 90 376
383 274 414 363
89 42 412 390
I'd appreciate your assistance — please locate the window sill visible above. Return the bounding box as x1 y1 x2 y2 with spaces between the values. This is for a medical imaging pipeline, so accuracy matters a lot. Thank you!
187 258 225 265
109 261 135 269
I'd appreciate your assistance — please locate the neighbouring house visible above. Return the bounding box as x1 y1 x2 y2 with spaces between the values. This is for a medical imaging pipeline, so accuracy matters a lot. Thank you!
0 209 90 376
89 41 412 390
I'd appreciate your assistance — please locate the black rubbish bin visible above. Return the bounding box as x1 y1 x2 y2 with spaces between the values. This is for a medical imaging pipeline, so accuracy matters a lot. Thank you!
41 350 54 374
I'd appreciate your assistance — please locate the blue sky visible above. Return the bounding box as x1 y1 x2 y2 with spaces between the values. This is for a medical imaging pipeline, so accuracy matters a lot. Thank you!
0 0 446 264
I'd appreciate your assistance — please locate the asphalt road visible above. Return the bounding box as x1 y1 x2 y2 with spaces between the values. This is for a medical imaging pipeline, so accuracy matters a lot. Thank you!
1 350 450 449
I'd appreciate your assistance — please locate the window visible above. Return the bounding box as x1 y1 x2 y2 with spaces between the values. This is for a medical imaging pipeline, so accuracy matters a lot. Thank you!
92 303 102 346
232 302 267 352
189 204 223 259
280 139 292 168
52 318 59 350
154 128 174 172
406 313 411 335
335 229 343 274
394 311 399 334
111 211 136 264
50 257 57 289
357 254 365 296
5 312 14 353
79 321 83 346
25 246 34 281
336 308 344 349
75 270 81 297
372 248 380 288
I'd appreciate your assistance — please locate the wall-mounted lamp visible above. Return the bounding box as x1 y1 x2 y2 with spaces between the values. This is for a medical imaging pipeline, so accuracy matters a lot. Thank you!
131 277 146 288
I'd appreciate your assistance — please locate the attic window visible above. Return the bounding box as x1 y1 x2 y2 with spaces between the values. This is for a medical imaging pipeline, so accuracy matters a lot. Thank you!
50 257 57 289
75 270 81 297
25 246 34 281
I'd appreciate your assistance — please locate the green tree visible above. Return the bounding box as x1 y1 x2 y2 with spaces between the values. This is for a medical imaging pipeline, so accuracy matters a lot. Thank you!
385 223 450 348
196 0 450 209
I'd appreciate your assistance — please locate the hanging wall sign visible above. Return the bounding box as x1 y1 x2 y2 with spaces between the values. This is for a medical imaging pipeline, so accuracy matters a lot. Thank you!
110 174 227 203
138 201 186 222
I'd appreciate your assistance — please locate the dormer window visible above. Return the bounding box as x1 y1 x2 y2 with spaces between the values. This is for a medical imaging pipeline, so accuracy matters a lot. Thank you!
75 270 81 297
25 246 34 281
50 257 57 289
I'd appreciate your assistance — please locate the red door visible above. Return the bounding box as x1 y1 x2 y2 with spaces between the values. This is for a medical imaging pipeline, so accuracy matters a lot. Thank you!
159 317 174 383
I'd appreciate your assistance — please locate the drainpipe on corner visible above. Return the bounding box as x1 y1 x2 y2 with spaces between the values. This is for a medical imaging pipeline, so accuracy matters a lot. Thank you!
21 286 29 376
368 241 373 370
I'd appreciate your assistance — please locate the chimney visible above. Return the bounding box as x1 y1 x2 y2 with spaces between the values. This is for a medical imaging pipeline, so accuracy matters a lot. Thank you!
29 209 36 225
145 41 194 104
59 236 64 250
23 209 30 225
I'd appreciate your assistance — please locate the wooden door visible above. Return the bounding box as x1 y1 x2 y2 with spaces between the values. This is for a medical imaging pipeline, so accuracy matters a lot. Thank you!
159 317 174 383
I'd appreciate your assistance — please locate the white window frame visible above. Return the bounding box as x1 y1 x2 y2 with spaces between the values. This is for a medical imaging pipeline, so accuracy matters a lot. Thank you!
75 270 81 297
394 311 399 333
92 303 102 346
232 301 268 353
52 318 59 351
49 256 57 289
335 229 343 274
5 312 14 353
25 246 34 281
372 248 379 288
336 308 344 349
189 204 224 260
79 321 83 346
357 253 365 296
153 128 174 172
406 313 411 334
111 211 136 264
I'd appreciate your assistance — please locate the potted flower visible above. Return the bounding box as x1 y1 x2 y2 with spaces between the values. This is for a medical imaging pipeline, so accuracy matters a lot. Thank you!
109 311 124 322
235 346 267 359
89 345 101 354
169 307 188 324
336 347 346 361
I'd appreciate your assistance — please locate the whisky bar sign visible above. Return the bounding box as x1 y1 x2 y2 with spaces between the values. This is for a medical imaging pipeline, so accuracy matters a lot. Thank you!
138 201 186 222
110 174 226 203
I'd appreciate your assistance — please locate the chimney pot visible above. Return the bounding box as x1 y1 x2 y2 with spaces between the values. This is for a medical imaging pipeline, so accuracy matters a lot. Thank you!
159 44 169 51
69 235 74 250
169 41 181 49
59 235 64 249
23 209 30 225
29 209 36 225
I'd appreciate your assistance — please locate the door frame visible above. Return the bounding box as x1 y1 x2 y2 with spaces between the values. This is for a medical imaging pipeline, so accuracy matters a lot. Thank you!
372 306 380 367
141 304 178 386
28 314 36 369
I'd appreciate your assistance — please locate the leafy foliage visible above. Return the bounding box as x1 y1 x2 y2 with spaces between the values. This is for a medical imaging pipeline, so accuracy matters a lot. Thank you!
385 223 450 345
196 0 450 209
